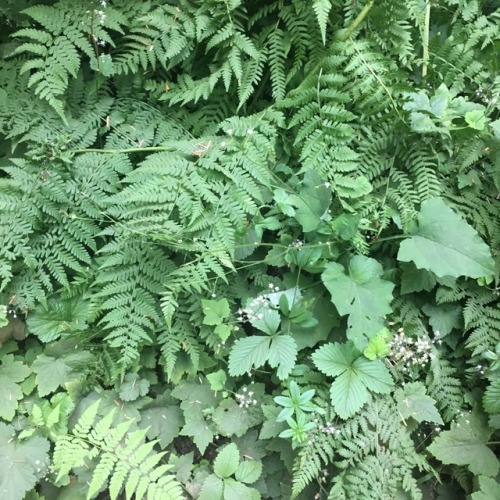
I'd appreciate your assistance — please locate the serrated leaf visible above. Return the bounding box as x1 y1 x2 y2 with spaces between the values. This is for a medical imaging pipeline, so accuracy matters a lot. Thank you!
422 303 462 337
322 256 394 348
180 416 214 455
202 299 230 326
363 329 390 360
214 443 240 479
395 382 443 424
400 262 437 294
32 354 72 397
313 0 332 44
472 476 500 500
330 370 368 419
139 405 183 448
483 380 500 415
465 109 486 130
119 373 150 401
289 170 331 232
268 335 297 380
213 399 252 437
199 474 224 500
228 336 270 376
0 354 31 420
313 342 393 419
223 478 260 500
398 198 494 279
250 307 281 335
428 408 499 476
235 460 262 484
207 369 227 391
0 424 50 500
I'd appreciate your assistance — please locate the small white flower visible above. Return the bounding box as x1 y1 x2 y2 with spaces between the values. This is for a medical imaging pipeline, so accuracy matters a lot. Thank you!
226 128 233 136
324 182 331 188
246 128 254 135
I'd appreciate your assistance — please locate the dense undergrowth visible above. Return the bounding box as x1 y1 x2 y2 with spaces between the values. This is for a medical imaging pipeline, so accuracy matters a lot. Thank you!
0 0 499 499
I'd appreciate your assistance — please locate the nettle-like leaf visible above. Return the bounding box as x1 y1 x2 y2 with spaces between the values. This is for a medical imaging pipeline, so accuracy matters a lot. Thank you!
0 424 50 500
229 334 297 380
312 342 393 419
398 198 494 279
202 298 230 326
395 382 443 424
322 256 394 349
428 407 499 477
214 443 240 479
0 354 31 421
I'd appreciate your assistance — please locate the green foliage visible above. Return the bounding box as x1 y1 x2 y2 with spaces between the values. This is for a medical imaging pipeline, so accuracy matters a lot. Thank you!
0 0 499 498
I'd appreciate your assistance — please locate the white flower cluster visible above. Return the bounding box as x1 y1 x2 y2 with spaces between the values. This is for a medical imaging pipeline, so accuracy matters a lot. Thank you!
388 328 436 371
289 239 304 248
268 283 280 292
237 295 270 323
235 386 257 408
476 89 499 106
2 305 17 318
318 421 340 435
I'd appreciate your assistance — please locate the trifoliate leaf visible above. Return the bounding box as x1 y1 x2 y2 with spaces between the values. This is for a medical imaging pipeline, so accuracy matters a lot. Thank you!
214 443 240 479
199 474 224 500
428 408 499 476
202 299 230 326
268 335 297 380
398 198 494 279
0 354 31 421
228 336 270 376
250 307 280 335
0 424 50 500
422 303 462 337
395 382 443 424
235 460 263 484
313 342 393 418
322 257 394 349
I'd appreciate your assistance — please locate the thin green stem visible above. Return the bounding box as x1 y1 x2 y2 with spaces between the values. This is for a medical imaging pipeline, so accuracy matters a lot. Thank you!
422 1 431 78
341 0 376 42
73 146 177 154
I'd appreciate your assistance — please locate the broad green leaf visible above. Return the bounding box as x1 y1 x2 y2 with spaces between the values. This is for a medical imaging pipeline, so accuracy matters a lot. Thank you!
363 328 391 360
289 170 331 232
214 443 240 478
268 335 297 380
119 373 150 401
472 476 500 500
0 354 31 421
322 256 394 348
250 307 280 335
213 399 252 437
198 474 224 500
312 342 357 377
398 198 494 279
207 369 227 391
428 408 499 476
422 303 462 337
0 424 50 500
32 354 72 397
259 405 287 439
139 404 183 448
180 416 214 455
313 342 393 418
202 299 230 326
228 336 271 376
400 262 436 294
235 460 263 484
352 358 393 394
465 109 486 130
330 370 368 419
395 382 443 424
223 478 260 500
